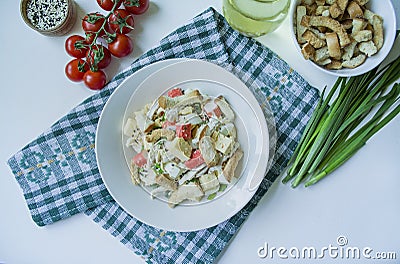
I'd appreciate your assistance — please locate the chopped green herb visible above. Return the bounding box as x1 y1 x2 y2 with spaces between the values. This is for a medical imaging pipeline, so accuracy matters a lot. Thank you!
207 193 217 200
219 184 227 192
152 163 164 174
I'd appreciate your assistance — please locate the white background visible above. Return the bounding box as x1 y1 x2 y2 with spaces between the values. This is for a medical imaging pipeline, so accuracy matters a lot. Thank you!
0 0 399 263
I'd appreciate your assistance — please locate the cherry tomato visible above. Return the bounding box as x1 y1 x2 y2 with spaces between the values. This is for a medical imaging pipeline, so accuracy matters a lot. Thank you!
86 45 112 69
65 35 88 58
65 59 89 82
83 70 107 90
101 22 116 41
96 0 122 11
82 13 106 34
108 34 133 58
108 9 134 34
84 32 96 44
123 0 149 15
84 24 112 45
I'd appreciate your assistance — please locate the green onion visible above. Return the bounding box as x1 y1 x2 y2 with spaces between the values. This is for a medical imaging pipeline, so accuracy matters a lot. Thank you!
284 55 400 188
219 184 228 192
207 193 217 200
152 163 164 175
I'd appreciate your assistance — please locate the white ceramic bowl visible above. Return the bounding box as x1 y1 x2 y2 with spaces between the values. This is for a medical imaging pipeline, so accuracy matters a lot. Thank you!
96 59 271 231
289 0 397 77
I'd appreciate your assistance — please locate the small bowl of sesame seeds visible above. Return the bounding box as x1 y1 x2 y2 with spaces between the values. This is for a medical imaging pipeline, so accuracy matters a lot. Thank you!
20 0 77 36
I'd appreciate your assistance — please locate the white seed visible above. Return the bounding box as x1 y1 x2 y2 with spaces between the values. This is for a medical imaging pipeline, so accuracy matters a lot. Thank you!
26 0 68 30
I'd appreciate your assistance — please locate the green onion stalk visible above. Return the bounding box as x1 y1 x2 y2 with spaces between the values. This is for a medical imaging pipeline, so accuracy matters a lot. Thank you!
283 55 400 188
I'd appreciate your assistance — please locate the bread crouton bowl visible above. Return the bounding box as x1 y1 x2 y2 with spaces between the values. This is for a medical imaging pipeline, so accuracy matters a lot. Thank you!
289 0 396 77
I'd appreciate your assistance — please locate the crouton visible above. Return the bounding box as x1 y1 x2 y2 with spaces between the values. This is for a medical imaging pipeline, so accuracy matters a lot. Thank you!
326 60 343 70
342 54 366 68
342 40 357 61
301 42 316 60
315 5 329 15
302 0 315 5
301 15 351 47
329 3 343 18
314 46 330 62
326 32 342 60
354 0 369 6
155 174 178 191
358 40 378 56
351 18 367 34
337 0 348 11
347 1 363 18
363 9 375 24
294 0 384 70
303 30 326 48
222 149 243 183
329 0 348 18
352 30 373 42
315 58 332 66
296 5 308 43
372 15 384 50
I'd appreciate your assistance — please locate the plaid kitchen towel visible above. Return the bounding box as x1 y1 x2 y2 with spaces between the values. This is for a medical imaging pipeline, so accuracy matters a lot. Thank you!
7 7 319 264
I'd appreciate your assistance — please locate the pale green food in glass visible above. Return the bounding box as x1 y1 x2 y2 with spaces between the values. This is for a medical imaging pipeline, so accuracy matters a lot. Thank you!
223 0 290 37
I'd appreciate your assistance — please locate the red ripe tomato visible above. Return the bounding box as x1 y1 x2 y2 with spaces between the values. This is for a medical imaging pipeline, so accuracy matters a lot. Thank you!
86 45 112 69
191 149 202 159
184 150 204 169
132 151 147 167
167 88 183 98
176 124 191 139
100 22 115 40
213 105 222 118
123 0 149 15
65 59 89 82
84 32 96 44
84 24 112 45
83 70 107 90
96 0 122 11
65 35 88 58
184 156 205 169
82 13 106 34
108 9 134 34
108 34 133 58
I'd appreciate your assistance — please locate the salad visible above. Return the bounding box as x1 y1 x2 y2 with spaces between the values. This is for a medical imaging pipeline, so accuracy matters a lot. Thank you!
123 88 243 207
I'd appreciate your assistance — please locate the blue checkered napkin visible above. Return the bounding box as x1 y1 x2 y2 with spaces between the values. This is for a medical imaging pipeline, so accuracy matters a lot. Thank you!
84 9 318 263
7 7 319 263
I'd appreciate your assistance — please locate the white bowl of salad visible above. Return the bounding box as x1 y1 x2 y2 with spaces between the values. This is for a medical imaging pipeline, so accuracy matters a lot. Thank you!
96 59 271 231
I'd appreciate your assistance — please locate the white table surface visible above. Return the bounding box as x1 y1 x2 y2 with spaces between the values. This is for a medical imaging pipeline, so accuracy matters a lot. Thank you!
1 0 399 263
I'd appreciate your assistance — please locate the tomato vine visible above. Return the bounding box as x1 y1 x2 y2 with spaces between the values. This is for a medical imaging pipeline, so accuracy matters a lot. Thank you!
64 0 149 90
